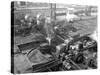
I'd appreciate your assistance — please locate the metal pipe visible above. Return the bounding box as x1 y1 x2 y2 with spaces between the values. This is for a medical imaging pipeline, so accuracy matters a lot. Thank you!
68 59 81 70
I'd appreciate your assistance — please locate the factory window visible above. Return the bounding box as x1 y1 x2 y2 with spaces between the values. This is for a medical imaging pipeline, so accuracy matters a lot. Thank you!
18 1 27 7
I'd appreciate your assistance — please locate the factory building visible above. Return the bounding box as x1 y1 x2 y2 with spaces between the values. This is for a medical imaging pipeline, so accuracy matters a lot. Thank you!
11 1 97 74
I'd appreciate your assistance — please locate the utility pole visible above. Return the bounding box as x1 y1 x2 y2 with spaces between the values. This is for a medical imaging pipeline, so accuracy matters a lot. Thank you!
44 3 56 45
50 3 56 22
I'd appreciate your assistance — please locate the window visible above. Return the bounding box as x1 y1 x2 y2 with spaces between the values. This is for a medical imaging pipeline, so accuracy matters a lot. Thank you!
20 2 26 6
18 1 27 7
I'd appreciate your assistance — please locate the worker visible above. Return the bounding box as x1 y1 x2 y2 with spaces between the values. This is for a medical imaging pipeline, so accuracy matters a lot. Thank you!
36 13 41 25
66 8 80 22
36 13 45 25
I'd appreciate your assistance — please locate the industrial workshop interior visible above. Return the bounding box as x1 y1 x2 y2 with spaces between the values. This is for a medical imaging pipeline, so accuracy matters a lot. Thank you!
11 1 97 74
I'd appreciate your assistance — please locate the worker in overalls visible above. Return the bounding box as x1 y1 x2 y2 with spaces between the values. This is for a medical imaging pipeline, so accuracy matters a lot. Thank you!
36 13 41 25
36 13 45 25
21 14 33 36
